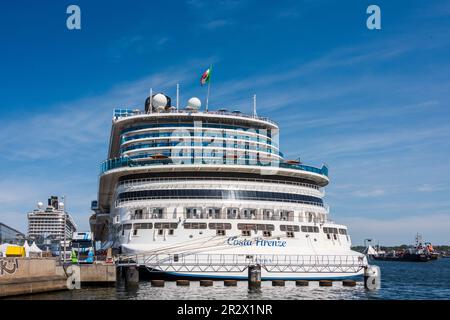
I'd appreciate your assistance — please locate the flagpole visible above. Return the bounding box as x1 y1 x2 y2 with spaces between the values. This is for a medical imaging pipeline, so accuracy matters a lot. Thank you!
176 83 179 112
205 65 212 112
206 81 211 112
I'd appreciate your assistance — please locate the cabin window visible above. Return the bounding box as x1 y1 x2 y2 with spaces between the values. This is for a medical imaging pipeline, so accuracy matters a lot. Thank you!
133 229 138 236
209 223 232 230
237 224 256 231
256 224 275 231
333 234 337 240
155 223 178 229
242 230 251 237
280 225 300 232
134 223 152 229
339 229 347 235
158 229 164 236
186 207 201 219
301 225 319 233
287 231 295 238
184 222 207 229
226 208 239 219
207 207 221 219
152 208 165 219
263 231 272 237
168 229 174 236
217 230 226 236
134 209 143 219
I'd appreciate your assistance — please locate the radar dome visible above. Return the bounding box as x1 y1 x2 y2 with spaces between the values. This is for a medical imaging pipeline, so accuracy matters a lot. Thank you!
37 202 43 209
59 202 65 209
187 97 201 110
152 93 168 109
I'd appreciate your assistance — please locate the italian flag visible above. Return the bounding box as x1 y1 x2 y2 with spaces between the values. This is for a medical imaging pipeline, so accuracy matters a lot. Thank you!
200 67 211 86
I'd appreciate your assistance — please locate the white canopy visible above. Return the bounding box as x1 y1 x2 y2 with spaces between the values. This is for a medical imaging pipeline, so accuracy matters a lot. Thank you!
23 240 31 257
0 243 11 257
29 242 43 253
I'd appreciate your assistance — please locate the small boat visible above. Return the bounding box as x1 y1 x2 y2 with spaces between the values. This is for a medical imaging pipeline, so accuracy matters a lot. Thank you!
367 234 438 262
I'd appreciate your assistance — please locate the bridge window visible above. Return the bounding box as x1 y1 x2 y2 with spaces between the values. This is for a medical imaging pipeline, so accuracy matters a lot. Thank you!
339 228 347 235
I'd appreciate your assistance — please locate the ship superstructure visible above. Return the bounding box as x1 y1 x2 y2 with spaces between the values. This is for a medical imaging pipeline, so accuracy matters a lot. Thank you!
91 91 366 279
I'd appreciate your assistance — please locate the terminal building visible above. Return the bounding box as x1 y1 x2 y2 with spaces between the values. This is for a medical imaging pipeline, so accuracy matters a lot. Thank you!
27 196 77 241
0 222 25 244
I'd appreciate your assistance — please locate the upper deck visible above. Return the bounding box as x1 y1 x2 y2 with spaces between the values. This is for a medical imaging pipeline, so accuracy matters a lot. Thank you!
107 108 279 159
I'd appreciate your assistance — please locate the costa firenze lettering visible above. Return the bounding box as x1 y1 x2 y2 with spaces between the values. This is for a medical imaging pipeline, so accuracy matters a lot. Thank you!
227 237 286 247
0 258 19 276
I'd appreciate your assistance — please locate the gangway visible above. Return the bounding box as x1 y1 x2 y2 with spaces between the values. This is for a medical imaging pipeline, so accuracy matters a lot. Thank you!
116 253 366 274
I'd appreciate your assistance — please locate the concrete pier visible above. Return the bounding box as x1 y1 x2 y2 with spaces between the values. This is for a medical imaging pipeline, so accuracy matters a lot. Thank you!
0 258 68 298
79 263 116 285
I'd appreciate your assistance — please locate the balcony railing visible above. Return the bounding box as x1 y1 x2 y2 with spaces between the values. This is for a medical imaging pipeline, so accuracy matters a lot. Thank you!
100 156 329 177
113 108 279 126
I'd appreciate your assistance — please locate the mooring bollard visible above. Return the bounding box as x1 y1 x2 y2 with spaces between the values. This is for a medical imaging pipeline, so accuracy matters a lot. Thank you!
200 279 213 287
248 264 261 291
224 280 238 287
296 280 309 286
125 266 139 284
272 280 285 287
176 280 190 286
319 280 333 287
342 280 356 287
364 265 381 290
151 280 165 287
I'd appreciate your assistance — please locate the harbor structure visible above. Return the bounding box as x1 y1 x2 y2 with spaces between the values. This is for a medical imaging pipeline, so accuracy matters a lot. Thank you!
91 89 368 280
0 223 25 245
27 196 77 241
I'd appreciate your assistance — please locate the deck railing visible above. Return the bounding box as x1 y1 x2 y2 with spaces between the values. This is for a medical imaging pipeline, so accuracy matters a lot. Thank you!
100 156 329 177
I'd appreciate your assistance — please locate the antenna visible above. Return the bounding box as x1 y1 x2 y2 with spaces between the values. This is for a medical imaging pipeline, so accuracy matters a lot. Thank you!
149 88 153 114
253 94 257 117
176 83 179 111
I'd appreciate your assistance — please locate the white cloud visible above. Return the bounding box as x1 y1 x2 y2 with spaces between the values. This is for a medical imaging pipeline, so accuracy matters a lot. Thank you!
351 189 385 198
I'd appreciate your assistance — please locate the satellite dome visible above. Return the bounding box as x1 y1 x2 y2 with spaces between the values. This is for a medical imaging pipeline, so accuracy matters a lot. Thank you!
37 202 43 209
187 97 201 110
59 202 65 209
152 93 168 109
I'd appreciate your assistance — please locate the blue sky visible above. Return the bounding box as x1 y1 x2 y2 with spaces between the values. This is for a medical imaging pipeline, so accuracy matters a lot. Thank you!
0 0 449 245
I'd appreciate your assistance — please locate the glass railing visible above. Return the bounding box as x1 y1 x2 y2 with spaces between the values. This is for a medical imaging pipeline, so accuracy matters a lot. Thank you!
113 108 278 126
100 156 329 177
121 131 279 147
120 142 280 154
120 122 276 136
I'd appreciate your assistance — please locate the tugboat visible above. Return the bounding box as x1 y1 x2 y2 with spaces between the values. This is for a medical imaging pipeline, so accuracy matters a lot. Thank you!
368 234 438 262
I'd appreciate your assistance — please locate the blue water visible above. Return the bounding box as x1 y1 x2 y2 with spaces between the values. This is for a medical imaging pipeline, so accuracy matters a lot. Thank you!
8 258 450 300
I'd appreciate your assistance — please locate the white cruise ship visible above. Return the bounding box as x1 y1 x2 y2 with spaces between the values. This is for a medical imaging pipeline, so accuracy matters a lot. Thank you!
90 90 367 280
